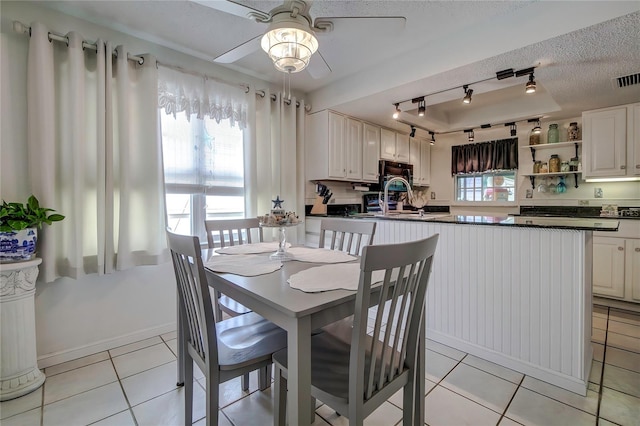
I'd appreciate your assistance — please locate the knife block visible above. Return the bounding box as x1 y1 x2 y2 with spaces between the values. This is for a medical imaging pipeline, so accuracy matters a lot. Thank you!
310 195 327 215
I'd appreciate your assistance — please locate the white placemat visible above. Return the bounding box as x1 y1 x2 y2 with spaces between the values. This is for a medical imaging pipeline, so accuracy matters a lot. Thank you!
288 263 386 292
205 255 282 276
215 241 289 255
287 247 357 263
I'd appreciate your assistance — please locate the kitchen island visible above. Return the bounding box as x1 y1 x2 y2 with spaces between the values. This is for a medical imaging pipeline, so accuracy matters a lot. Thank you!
306 214 619 395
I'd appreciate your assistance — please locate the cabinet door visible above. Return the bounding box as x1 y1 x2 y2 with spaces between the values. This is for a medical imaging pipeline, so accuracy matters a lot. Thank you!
420 141 431 186
630 239 640 302
328 112 346 178
583 107 627 178
380 128 396 160
632 103 640 176
593 237 626 298
345 118 363 180
409 138 422 182
396 133 410 163
362 124 381 182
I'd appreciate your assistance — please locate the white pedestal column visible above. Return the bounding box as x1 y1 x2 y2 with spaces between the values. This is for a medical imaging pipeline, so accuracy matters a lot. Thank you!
0 258 45 401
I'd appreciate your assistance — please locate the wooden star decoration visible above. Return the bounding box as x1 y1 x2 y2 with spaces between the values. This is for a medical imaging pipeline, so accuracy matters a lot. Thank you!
272 195 284 209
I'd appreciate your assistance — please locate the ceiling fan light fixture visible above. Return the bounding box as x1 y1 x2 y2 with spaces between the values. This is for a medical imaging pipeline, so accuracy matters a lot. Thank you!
261 14 318 73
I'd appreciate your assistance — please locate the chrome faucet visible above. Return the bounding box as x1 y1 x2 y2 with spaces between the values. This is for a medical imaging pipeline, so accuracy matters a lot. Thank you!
379 176 415 215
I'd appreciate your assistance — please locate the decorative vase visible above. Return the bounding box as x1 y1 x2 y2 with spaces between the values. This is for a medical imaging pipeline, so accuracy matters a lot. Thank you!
0 228 37 263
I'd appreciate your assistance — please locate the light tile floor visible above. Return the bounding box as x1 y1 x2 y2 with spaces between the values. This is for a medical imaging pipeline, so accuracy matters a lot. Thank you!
1 305 639 426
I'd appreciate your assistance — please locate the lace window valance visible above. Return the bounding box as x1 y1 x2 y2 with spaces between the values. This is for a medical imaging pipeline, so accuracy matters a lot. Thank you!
158 66 248 128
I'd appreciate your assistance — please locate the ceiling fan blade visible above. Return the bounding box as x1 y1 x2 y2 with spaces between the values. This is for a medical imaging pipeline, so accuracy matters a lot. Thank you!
191 0 270 21
307 50 331 79
314 16 406 34
214 35 262 63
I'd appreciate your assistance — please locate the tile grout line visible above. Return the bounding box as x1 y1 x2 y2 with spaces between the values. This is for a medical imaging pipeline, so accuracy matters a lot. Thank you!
108 349 139 426
496 374 525 425
595 306 609 423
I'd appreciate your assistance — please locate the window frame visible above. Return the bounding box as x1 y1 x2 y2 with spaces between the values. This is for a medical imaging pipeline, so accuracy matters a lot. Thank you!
452 170 518 207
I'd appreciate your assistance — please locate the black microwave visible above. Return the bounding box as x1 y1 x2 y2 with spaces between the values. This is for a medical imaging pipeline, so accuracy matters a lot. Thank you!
379 160 413 191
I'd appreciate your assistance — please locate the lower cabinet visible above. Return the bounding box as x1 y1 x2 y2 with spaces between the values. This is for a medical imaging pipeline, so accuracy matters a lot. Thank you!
593 221 640 303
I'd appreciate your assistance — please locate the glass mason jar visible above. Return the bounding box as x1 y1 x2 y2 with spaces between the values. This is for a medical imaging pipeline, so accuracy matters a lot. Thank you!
549 154 561 172
570 157 579 171
561 161 570 172
539 162 549 173
529 131 541 145
533 161 541 174
568 122 580 141
547 124 559 144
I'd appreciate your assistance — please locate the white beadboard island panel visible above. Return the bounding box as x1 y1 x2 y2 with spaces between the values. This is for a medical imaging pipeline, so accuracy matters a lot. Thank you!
374 219 593 395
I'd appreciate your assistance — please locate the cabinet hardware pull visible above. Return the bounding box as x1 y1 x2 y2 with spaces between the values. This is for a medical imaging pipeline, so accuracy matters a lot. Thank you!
636 248 640 252
618 246 624 251
636 165 640 169
620 165 626 169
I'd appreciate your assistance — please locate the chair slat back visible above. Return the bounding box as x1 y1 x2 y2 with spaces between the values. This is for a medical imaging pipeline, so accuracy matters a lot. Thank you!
205 218 263 249
167 230 218 367
319 218 376 255
350 234 438 401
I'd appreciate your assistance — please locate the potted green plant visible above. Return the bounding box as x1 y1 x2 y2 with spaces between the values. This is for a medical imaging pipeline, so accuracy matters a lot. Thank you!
0 195 64 262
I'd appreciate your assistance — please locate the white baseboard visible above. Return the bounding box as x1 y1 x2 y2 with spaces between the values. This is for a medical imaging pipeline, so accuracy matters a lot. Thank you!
37 322 177 368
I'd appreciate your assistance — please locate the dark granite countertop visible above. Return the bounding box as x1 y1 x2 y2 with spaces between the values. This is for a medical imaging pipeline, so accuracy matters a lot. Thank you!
345 213 620 231
517 206 639 220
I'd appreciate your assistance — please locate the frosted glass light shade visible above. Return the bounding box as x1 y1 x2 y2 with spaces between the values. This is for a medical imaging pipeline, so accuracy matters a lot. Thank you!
261 20 318 73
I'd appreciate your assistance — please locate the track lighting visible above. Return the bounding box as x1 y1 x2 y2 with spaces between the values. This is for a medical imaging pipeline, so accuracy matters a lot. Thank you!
527 118 542 134
462 85 473 104
430 132 436 146
418 100 426 117
409 126 416 138
508 122 517 137
392 103 401 119
464 129 474 142
525 72 536 94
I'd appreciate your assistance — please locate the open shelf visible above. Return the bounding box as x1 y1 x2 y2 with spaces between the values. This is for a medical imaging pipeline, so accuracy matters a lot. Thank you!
521 172 582 189
522 141 582 163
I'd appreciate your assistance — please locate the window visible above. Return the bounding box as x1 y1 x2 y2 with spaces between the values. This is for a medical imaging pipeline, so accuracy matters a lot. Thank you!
161 114 244 239
455 171 516 202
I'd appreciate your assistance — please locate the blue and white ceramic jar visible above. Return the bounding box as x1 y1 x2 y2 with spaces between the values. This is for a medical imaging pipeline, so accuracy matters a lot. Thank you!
0 228 37 262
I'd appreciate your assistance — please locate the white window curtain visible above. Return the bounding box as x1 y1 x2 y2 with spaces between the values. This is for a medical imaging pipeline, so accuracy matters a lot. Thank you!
27 22 168 283
245 90 306 244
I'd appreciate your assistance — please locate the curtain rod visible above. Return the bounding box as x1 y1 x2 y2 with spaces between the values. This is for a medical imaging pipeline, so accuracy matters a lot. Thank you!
157 61 310 110
13 21 145 65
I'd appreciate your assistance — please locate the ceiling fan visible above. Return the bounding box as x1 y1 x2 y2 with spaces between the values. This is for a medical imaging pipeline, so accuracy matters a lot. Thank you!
193 0 406 79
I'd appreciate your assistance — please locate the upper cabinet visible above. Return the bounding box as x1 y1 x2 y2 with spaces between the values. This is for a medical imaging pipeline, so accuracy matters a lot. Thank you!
409 138 431 186
582 102 640 179
380 128 410 163
306 110 379 183
362 123 381 183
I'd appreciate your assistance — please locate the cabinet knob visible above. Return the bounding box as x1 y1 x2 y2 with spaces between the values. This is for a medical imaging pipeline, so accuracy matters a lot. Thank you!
618 246 624 251
636 248 640 252
620 165 626 169
636 165 640 169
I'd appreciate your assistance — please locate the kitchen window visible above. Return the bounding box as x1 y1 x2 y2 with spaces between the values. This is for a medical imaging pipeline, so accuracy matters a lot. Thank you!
161 114 245 239
455 171 516 202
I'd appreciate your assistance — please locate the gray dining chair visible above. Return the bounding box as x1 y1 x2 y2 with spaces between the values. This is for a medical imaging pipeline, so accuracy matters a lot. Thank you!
272 234 439 426
319 218 376 255
167 230 287 426
204 218 263 320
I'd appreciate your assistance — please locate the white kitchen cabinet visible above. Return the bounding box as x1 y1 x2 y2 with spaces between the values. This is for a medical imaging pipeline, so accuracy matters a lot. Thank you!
362 123 381 182
593 237 626 298
345 118 363 180
306 110 362 181
583 102 640 179
409 138 431 186
380 128 410 162
593 221 640 303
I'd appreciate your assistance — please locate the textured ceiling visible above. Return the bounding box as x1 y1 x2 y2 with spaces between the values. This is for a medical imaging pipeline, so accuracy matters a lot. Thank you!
29 0 640 135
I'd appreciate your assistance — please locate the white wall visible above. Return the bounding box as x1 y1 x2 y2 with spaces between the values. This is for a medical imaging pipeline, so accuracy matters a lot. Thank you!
0 1 279 366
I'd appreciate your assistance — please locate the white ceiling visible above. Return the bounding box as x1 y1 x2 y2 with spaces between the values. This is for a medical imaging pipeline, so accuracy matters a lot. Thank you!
32 0 640 137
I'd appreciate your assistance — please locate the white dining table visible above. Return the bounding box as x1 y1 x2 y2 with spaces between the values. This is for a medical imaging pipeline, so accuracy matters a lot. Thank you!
177 247 425 426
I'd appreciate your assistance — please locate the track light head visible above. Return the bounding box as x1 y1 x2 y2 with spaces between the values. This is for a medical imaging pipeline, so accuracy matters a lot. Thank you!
392 103 401 119
525 73 536 94
430 131 435 146
464 129 474 142
507 122 517 137
409 126 416 138
462 85 473 104
418 100 426 117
